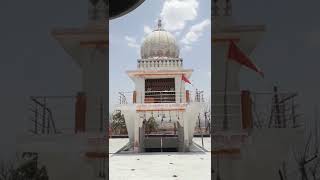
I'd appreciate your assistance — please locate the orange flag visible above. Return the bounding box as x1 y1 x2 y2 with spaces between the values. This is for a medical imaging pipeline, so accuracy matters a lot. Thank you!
181 74 191 84
228 41 264 77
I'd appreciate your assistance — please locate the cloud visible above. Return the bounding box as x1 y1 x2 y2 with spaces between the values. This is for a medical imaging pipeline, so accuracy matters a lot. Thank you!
160 0 199 32
181 45 192 52
181 19 210 45
125 36 140 48
175 31 181 36
144 25 153 34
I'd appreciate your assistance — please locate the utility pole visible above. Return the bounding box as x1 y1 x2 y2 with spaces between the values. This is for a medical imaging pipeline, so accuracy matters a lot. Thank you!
274 86 281 128
315 104 319 154
198 113 201 132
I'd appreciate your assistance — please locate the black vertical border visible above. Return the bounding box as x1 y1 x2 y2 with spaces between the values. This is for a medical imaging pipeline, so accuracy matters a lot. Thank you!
210 1 214 179
106 1 110 179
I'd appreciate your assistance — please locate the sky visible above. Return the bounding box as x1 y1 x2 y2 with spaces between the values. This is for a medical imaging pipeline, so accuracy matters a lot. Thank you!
109 0 211 110
0 0 320 160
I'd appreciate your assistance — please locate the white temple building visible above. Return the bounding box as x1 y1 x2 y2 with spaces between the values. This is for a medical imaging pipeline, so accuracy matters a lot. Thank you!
118 19 203 153
14 0 308 179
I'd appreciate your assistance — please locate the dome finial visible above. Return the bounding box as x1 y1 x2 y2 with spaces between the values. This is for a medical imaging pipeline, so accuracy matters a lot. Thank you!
213 0 232 17
157 18 162 30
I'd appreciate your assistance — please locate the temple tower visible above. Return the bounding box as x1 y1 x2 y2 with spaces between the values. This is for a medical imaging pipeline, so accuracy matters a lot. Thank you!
212 1 265 180
52 0 108 132
213 0 265 131
120 20 201 152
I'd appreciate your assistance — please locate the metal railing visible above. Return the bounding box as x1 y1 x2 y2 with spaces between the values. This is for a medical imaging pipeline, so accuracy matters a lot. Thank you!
118 90 206 104
145 91 176 103
251 91 301 128
119 92 127 104
28 96 76 135
212 90 302 129
29 95 108 135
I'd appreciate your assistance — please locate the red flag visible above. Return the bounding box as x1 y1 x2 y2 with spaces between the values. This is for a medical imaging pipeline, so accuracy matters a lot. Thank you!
228 41 264 77
182 74 191 84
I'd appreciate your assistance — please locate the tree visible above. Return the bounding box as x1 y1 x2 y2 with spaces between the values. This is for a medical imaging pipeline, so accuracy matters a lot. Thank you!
145 116 158 134
309 158 320 180
292 134 318 180
0 161 14 180
0 158 48 180
111 110 127 134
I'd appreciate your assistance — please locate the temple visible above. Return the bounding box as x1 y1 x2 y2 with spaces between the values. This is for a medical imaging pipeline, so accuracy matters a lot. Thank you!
118 19 203 152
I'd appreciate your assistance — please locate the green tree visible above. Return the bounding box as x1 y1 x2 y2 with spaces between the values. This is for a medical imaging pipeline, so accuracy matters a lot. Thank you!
145 116 158 134
111 110 127 134
0 159 48 180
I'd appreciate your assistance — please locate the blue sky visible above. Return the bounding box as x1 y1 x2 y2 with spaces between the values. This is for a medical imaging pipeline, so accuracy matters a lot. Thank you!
109 0 211 110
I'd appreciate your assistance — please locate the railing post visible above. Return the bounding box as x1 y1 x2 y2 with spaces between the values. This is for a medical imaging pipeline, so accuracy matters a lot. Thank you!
186 90 190 103
292 98 296 128
42 97 46 134
100 97 103 133
274 86 281 128
35 103 38 134
133 91 137 104
241 90 253 129
47 112 50 134
75 92 86 133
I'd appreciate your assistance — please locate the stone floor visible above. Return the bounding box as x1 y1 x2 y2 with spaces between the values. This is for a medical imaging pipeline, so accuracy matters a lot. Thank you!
109 137 211 180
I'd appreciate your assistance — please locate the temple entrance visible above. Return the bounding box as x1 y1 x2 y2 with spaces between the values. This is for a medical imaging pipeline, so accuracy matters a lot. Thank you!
139 115 182 152
145 147 178 152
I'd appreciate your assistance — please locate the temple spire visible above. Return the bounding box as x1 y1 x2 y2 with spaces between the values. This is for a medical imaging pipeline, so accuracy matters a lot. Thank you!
213 0 220 16
212 0 232 17
88 0 108 23
157 18 163 30
225 0 232 16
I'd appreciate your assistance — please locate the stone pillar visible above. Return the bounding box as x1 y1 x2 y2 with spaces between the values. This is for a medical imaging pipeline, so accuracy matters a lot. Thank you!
241 90 253 129
82 48 107 132
75 92 87 133
132 77 145 103
213 40 242 131
175 76 185 103
121 105 136 144
183 111 189 151
133 113 142 152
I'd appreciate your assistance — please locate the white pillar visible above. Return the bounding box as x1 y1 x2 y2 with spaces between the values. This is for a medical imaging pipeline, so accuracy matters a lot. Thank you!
183 111 189 151
82 48 107 132
132 77 145 103
212 42 242 130
133 112 142 152
175 76 185 103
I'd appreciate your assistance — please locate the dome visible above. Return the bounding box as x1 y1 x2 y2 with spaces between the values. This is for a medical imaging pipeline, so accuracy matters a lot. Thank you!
141 20 180 59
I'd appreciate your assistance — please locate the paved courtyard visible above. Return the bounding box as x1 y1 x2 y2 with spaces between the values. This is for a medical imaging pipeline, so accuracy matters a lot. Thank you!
109 138 211 180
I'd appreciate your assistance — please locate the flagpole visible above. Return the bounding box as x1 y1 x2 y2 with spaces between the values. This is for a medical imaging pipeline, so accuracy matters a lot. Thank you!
223 56 229 130
180 74 183 103
181 74 193 103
